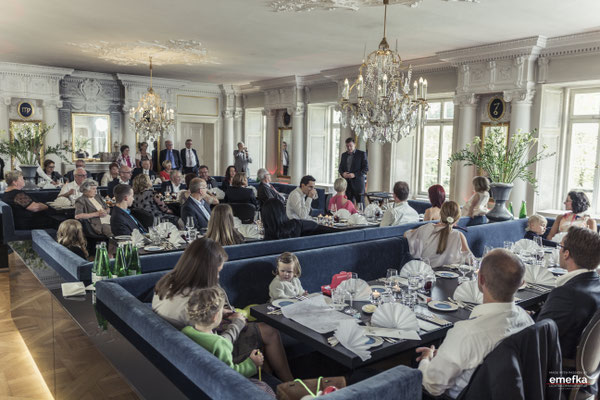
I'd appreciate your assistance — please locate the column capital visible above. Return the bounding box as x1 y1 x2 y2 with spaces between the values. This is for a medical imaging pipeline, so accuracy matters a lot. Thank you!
233 110 243 119
1 96 11 106
222 109 234 119
43 99 63 109
263 108 277 118
503 89 535 104
287 103 305 117
454 93 479 108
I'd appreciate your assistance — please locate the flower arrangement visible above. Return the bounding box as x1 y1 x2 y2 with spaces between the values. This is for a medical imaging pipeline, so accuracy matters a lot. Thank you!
448 127 555 190
0 123 71 166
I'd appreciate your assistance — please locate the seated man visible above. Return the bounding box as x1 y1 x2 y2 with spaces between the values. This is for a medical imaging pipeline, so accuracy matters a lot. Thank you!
416 249 533 398
181 178 212 229
58 167 86 204
160 169 186 195
110 184 147 236
286 175 318 220
257 168 285 206
198 165 218 189
537 227 600 361
380 181 419 226
107 165 132 197
64 160 92 182
132 158 157 180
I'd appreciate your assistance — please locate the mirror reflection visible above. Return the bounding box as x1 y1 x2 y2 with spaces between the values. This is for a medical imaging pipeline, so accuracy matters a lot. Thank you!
71 113 111 160
278 128 291 178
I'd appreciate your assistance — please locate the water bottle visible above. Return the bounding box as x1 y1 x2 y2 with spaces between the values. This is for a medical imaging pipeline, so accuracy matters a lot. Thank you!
114 243 127 278
507 202 514 217
92 244 101 285
96 242 111 281
127 245 141 276
519 201 527 219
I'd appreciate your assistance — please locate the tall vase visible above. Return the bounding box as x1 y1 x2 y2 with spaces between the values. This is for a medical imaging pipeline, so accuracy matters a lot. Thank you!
20 165 40 191
487 183 514 222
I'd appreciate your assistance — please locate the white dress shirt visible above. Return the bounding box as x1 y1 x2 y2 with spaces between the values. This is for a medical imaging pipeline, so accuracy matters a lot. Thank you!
556 268 589 287
186 148 197 167
286 187 316 220
380 201 419 227
59 181 82 204
418 302 533 398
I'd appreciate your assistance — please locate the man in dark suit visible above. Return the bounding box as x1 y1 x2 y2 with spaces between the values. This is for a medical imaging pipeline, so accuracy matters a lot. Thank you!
256 168 284 206
107 165 132 197
110 184 147 236
181 178 212 229
132 159 157 180
537 227 600 360
160 169 186 194
180 138 200 174
159 140 182 171
338 137 368 206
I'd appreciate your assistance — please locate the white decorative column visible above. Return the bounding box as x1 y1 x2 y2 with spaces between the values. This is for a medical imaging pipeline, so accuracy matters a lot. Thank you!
366 141 384 192
222 109 235 172
0 96 10 140
504 89 535 213
234 110 243 145
43 100 63 168
290 104 305 185
451 93 479 203
264 109 277 176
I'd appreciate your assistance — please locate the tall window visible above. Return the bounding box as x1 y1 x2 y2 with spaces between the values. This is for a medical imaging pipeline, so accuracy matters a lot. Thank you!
564 89 600 213
244 108 266 175
306 103 341 185
419 100 454 194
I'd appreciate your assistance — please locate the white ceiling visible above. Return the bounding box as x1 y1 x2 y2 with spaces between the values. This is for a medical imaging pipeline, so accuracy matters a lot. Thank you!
0 0 599 85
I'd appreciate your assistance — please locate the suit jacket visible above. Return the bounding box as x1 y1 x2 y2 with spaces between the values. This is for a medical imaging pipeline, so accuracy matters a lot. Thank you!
224 186 259 207
107 178 131 197
159 149 182 170
338 149 369 194
160 181 186 194
132 167 157 180
110 206 144 236
233 150 252 173
181 196 211 229
257 182 284 206
537 270 600 359
74 194 109 235
180 148 200 169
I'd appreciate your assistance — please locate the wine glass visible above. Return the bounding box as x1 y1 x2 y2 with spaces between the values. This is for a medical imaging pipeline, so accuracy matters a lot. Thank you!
165 185 172 198
385 268 398 290
458 253 473 283
357 203 364 215
344 273 359 315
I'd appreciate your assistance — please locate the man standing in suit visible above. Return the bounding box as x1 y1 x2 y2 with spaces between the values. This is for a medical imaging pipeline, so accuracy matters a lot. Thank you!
256 168 284 206
181 178 212 229
159 140 181 171
107 165 132 197
281 141 289 176
233 142 252 174
110 184 147 236
537 227 600 361
132 159 157 180
180 139 200 175
338 137 368 206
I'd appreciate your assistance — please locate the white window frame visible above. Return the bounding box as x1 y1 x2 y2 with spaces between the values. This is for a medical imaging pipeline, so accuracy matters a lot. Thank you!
244 108 266 174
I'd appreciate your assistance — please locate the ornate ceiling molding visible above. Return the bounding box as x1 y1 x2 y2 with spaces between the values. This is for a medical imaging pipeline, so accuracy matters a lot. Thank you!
269 0 477 12
68 40 219 66
438 36 547 65
540 30 600 58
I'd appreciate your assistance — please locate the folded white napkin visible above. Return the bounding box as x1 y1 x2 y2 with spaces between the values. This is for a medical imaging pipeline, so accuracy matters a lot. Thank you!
157 222 177 238
347 214 368 226
364 203 381 219
53 197 72 208
169 232 185 246
237 224 261 239
131 229 145 247
61 282 86 297
233 216 242 228
336 278 371 301
513 239 541 254
371 302 419 332
551 232 567 244
400 260 434 278
153 177 163 185
454 280 483 304
334 320 371 361
524 265 557 286
335 209 352 220
214 187 226 200
43 182 57 189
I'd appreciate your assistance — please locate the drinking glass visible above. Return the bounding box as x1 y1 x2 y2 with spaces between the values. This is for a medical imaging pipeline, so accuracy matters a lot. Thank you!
503 241 514 251
186 216 195 231
471 257 481 280
165 185 171 197
483 246 493 256
385 268 398 289
381 291 396 304
357 203 364 215
153 217 160 229
344 273 359 315
459 252 473 283
407 274 421 309
534 235 543 248
331 288 347 310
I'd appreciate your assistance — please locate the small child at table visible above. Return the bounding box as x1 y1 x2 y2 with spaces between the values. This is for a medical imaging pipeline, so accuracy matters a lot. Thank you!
524 214 556 247
269 252 307 302
182 287 264 378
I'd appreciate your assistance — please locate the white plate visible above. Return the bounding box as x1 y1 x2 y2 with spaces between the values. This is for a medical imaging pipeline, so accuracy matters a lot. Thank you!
362 304 377 314
114 235 131 240
272 298 298 308
428 300 459 312
370 285 386 292
364 336 384 349
435 271 460 279
143 245 163 252
549 267 567 275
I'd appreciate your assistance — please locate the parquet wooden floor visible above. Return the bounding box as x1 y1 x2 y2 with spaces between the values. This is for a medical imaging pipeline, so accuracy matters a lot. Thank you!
0 268 54 400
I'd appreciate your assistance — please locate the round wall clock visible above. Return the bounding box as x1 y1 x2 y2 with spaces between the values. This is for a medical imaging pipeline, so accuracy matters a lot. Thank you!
487 97 506 121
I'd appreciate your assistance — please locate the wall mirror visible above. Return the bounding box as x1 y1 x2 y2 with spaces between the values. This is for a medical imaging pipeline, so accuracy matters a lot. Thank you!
71 113 111 160
136 133 161 170
481 123 510 147
277 128 291 178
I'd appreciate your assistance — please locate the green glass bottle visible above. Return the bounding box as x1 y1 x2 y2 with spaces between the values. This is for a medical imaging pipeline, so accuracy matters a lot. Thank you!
114 243 127 278
92 244 101 285
96 243 111 281
507 202 514 217
519 200 527 219
127 245 141 276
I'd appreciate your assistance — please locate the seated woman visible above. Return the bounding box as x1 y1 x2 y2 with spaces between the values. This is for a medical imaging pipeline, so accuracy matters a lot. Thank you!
262 198 317 240
547 190 597 240
135 141 152 169
101 162 120 186
74 179 113 237
57 219 89 259
205 204 244 246
132 174 179 226
462 176 490 226
224 173 259 207
152 238 293 381
1 171 59 229
116 144 134 168
404 201 470 267
221 165 236 192
36 159 62 185
424 184 445 221
159 160 172 182
328 178 357 214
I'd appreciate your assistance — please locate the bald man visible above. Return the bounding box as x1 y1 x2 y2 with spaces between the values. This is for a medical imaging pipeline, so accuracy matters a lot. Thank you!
58 167 87 204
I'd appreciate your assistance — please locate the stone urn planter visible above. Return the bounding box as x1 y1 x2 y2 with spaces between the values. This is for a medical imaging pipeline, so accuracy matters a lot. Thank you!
487 182 514 222
20 165 40 191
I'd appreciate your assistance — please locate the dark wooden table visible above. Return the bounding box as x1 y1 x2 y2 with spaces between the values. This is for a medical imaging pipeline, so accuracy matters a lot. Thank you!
251 267 550 369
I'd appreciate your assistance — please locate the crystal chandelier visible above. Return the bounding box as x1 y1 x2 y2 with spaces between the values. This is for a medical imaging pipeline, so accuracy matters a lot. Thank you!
340 0 429 143
129 56 175 142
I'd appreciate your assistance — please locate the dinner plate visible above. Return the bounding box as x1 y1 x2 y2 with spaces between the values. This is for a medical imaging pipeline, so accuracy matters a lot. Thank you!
143 245 163 252
370 285 386 292
114 235 131 240
428 300 459 312
333 223 348 227
364 336 384 348
435 271 460 279
362 304 377 314
272 298 298 308
548 267 567 275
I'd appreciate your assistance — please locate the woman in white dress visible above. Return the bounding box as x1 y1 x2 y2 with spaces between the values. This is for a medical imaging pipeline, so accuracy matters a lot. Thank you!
405 201 470 267
547 191 597 240
462 176 490 226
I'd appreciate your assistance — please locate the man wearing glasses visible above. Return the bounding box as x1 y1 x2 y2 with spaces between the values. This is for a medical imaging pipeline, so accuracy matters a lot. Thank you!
58 167 87 204
107 166 133 197
181 178 212 229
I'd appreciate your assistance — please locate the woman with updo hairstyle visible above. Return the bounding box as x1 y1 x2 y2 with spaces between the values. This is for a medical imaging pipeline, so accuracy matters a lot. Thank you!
424 184 446 221
547 190 597 240
405 201 470 267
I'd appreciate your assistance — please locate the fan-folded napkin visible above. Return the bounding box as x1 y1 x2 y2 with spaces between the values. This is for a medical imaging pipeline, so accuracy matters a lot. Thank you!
371 302 419 333
400 260 434 278
364 204 382 219
524 265 556 286
551 232 567 244
131 229 146 247
347 214 368 226
334 320 371 361
214 187 225 200
336 278 371 301
237 224 261 239
513 239 541 254
52 197 72 208
233 216 242 228
334 209 352 220
454 280 483 304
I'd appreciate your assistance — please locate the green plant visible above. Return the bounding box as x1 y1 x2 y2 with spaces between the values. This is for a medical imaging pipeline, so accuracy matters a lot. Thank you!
0 123 71 166
75 135 92 152
447 128 555 190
